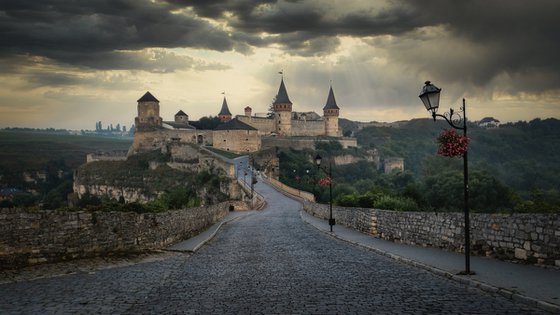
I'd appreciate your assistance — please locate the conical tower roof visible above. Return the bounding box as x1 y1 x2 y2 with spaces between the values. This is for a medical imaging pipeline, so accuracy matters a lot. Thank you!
218 97 232 116
274 78 292 104
137 91 159 102
323 86 339 110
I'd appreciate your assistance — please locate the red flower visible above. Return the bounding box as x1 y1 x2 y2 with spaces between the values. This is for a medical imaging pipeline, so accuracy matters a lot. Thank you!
318 177 332 186
437 129 469 157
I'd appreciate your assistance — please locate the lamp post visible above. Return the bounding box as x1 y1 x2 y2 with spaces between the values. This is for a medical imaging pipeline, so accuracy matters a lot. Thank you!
315 154 335 232
306 169 314 197
419 81 473 275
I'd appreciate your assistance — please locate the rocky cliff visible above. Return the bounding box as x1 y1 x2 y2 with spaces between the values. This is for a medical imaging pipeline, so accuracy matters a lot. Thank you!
74 148 231 204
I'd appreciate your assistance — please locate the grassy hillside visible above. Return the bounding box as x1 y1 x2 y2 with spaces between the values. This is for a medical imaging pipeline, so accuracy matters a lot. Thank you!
0 131 132 208
0 131 131 171
280 118 560 213
356 118 560 197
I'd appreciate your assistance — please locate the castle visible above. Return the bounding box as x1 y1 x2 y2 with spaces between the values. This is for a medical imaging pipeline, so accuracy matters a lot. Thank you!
129 76 356 156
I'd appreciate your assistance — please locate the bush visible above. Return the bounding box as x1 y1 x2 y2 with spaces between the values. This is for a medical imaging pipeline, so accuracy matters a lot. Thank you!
375 195 419 211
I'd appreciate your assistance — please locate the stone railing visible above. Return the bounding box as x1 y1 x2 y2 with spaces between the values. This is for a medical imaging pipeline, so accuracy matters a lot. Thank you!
0 202 238 269
263 176 315 202
303 202 559 267
238 178 266 210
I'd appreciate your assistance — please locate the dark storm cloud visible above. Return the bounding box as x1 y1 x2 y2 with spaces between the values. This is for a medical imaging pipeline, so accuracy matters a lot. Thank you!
0 0 239 70
389 0 560 94
1 0 559 96
175 0 560 94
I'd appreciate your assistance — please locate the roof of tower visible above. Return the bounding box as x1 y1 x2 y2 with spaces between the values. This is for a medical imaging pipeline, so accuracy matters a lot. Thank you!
137 91 159 102
274 78 292 105
214 118 257 131
218 97 232 116
175 110 187 116
323 86 340 110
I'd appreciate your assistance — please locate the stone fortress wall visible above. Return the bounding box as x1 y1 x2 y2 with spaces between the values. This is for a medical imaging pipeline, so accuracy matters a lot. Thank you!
0 201 249 269
237 116 275 136
290 119 325 137
237 114 326 137
129 129 212 156
86 151 128 163
213 129 261 153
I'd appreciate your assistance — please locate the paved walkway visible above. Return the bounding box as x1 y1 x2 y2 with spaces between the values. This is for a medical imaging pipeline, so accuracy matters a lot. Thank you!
300 210 560 313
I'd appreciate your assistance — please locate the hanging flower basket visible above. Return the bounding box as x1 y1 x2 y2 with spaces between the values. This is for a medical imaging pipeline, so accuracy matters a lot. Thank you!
437 129 469 157
318 177 332 186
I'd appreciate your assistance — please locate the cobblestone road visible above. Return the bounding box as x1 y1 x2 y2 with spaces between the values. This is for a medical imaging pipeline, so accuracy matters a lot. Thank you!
0 182 545 314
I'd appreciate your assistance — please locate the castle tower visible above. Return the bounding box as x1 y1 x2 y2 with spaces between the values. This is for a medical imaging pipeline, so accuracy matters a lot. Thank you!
218 97 232 122
244 106 252 117
174 110 188 124
135 91 162 131
273 78 293 136
323 86 340 137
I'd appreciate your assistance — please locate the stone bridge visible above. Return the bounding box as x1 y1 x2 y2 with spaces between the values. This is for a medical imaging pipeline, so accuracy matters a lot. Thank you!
0 179 551 314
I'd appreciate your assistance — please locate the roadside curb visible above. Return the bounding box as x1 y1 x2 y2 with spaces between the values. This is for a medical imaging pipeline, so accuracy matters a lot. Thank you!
300 210 560 314
167 213 251 253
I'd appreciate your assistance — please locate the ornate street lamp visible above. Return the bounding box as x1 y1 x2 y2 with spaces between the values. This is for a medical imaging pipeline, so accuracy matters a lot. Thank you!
419 81 473 275
306 168 316 200
315 154 335 232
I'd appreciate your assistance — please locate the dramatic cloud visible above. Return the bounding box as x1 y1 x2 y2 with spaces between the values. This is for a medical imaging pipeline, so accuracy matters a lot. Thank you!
0 0 558 128
173 0 560 94
0 0 241 70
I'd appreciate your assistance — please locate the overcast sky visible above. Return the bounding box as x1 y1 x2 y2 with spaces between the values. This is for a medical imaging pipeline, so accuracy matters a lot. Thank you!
1 0 559 130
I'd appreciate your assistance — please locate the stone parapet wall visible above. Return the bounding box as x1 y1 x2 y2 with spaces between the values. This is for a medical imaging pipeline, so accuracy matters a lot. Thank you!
303 201 560 266
0 202 234 269
303 202 377 236
265 177 315 202
238 179 267 210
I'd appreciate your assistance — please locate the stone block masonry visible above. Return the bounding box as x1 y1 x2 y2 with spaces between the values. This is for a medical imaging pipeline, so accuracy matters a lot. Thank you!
0 201 245 269
303 201 560 267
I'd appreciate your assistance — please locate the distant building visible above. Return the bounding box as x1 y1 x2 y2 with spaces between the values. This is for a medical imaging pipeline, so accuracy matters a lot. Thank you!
213 119 260 153
478 117 500 128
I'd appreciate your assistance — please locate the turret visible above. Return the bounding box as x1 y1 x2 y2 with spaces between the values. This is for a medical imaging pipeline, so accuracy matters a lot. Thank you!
323 86 340 137
244 106 252 117
218 97 232 122
174 110 188 124
135 91 162 131
273 78 293 136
